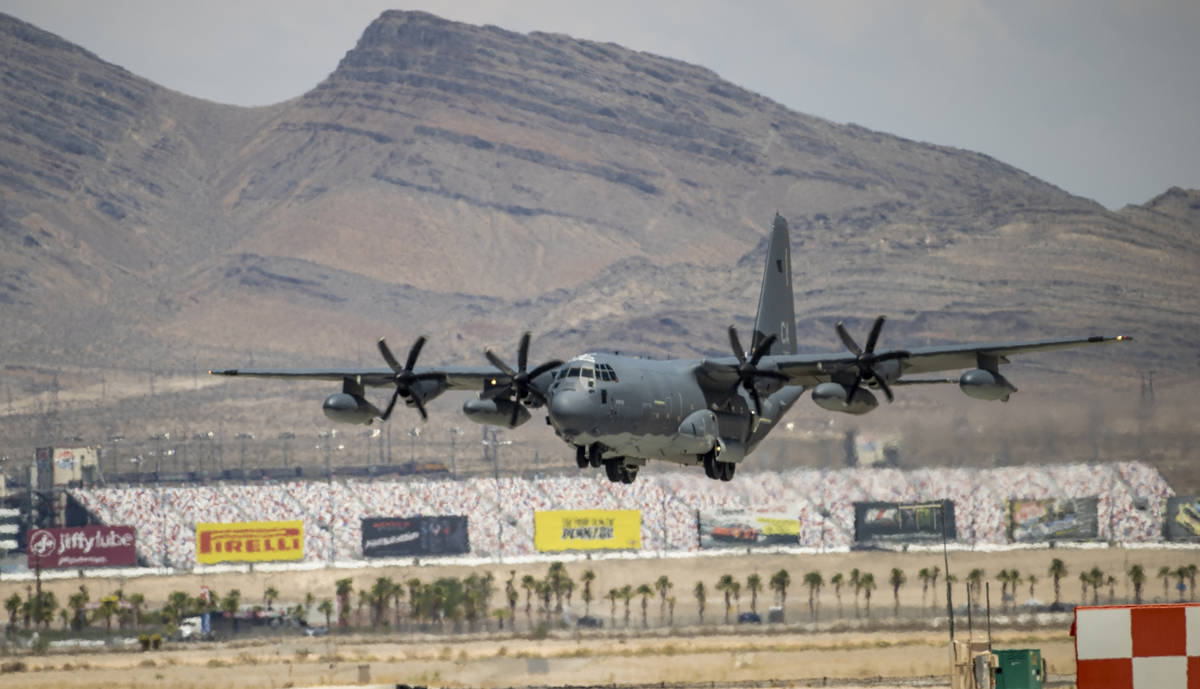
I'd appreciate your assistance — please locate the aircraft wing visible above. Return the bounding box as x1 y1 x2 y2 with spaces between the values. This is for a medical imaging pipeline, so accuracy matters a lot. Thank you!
209 365 499 391
767 334 1131 386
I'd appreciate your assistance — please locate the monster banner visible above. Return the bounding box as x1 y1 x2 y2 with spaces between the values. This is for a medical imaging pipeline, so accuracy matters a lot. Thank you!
361 516 470 557
854 500 956 543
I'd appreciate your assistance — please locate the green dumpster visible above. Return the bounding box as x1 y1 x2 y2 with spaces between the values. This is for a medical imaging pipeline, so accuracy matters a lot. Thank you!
994 648 1046 689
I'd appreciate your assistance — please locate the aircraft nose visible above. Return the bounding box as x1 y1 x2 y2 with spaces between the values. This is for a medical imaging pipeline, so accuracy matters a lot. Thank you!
548 390 591 434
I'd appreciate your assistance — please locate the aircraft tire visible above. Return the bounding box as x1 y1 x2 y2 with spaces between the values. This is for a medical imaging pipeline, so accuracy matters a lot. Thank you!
588 443 604 467
575 445 588 469
621 465 637 484
719 461 735 481
702 452 717 479
604 459 622 483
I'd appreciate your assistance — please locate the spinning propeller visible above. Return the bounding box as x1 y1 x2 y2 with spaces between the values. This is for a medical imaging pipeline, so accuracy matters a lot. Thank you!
833 316 910 403
727 325 788 416
482 332 563 427
377 335 442 420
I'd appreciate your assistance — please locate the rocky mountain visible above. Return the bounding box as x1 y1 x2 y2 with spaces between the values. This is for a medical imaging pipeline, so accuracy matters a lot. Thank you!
0 10 1197 479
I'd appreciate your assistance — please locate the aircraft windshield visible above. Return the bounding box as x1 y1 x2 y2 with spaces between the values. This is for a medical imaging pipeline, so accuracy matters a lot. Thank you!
557 362 618 382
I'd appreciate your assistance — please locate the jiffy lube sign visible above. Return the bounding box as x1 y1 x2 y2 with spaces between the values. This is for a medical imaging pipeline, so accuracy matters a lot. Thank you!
26 526 138 568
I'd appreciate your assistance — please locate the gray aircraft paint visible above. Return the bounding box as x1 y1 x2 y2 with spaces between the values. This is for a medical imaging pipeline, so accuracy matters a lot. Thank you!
210 215 1130 483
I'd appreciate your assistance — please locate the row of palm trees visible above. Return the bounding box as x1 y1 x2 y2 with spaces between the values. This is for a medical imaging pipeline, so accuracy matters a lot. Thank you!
6 559 1198 637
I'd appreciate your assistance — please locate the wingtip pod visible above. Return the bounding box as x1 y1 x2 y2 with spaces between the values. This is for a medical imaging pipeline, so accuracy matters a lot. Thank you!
1089 335 1134 343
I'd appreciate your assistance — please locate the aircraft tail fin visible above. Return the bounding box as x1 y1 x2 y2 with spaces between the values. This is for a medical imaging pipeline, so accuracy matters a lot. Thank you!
751 214 798 356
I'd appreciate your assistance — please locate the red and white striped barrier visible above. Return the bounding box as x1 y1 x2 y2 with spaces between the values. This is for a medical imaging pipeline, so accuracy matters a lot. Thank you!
1074 603 1200 688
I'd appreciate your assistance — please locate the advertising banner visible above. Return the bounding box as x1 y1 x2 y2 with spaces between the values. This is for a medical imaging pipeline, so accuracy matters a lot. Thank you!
195 520 304 564
26 525 137 569
854 500 956 543
1008 498 1099 542
698 509 800 549
534 510 641 552
1164 497 1200 541
361 516 470 557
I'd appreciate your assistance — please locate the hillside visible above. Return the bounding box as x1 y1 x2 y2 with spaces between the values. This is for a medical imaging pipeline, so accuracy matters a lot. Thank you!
0 10 1197 482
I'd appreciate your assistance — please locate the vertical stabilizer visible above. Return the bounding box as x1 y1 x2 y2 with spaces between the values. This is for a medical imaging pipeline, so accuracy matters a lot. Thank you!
751 214 798 356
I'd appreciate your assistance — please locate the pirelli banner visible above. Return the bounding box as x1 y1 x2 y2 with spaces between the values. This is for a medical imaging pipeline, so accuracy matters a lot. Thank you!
1163 497 1200 541
196 520 304 564
1008 497 1099 542
698 509 800 549
534 510 641 552
361 516 470 557
854 500 956 543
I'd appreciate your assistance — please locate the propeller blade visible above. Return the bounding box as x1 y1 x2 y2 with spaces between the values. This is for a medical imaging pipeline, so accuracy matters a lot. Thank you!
509 399 521 427
526 359 564 381
411 393 429 421
517 331 530 372
876 375 895 403
728 326 747 364
380 388 401 421
864 316 886 354
379 338 403 373
485 349 516 377
835 321 862 356
404 335 427 372
749 333 778 367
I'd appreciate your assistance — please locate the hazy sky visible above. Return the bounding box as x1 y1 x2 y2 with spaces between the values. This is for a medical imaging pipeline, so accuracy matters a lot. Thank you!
2 1 1197 209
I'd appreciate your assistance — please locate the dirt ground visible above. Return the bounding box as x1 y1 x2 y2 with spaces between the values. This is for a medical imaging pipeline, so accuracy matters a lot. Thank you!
2 547 1196 688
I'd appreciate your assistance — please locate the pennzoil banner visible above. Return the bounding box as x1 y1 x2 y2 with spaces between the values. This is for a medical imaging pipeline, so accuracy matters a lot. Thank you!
698 509 800 549
196 521 304 564
1008 498 1098 542
534 510 641 551
1164 497 1200 541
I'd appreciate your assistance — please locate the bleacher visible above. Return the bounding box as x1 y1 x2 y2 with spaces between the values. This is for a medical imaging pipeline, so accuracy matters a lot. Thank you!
68 461 1174 568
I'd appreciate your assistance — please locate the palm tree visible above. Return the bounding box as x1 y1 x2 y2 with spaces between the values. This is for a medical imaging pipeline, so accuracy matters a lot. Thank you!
222 589 242 634
636 584 654 627
668 596 676 626
1106 575 1118 603
1128 564 1146 604
849 568 862 617
770 569 791 620
264 585 279 611
889 568 906 616
335 578 353 628
370 577 393 628
1049 559 1067 605
860 573 876 617
716 575 737 624
606 588 619 626
1158 566 1172 601
1089 567 1104 604
694 581 707 624
966 569 985 609
97 597 120 635
129 593 145 630
5 593 21 632
917 568 932 607
1175 567 1190 602
1026 574 1038 602
1186 564 1197 601
581 569 596 617
619 585 633 627
746 574 762 615
655 575 673 624
803 571 823 621
318 599 334 628
929 566 941 610
521 574 537 623
830 573 845 616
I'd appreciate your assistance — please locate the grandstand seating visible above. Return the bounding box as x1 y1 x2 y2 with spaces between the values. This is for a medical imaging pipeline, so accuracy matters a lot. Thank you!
67 461 1174 568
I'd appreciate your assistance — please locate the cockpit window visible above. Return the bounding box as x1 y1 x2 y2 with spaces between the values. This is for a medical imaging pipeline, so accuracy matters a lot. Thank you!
582 367 595 379
567 367 581 378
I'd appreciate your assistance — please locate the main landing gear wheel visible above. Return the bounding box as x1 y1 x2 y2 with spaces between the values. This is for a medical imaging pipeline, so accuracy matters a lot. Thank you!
719 460 735 481
588 443 604 467
575 445 588 469
700 450 735 481
604 458 635 484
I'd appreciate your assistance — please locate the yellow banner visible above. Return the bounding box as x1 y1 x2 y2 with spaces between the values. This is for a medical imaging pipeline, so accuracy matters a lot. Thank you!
195 520 304 564
534 510 641 551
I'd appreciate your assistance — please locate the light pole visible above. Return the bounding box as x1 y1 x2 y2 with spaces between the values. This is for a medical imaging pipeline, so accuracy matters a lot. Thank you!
408 428 421 464
447 427 462 478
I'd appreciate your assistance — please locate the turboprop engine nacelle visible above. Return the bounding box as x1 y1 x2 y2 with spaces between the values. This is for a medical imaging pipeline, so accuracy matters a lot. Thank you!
959 369 1017 401
675 409 719 455
462 397 531 427
811 382 878 415
323 393 376 425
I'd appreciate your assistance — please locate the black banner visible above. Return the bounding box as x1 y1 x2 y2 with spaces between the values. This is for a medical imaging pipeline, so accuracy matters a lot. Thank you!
854 500 955 543
361 516 469 557
1008 498 1099 542
1164 497 1200 542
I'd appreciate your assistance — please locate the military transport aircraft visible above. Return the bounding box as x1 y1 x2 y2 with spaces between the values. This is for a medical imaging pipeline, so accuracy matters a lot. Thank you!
211 215 1129 484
